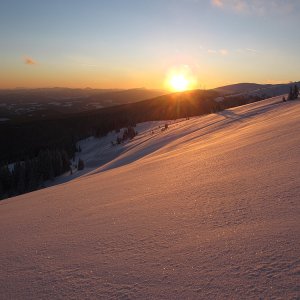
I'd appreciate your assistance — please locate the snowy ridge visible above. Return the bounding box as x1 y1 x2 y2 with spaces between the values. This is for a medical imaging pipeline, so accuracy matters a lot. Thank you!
1 95 299 299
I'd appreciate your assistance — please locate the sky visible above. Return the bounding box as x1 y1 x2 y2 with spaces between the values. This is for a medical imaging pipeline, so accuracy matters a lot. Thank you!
0 0 299 90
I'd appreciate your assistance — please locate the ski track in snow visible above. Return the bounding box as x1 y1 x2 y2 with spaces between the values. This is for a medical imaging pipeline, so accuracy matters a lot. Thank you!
1 95 300 299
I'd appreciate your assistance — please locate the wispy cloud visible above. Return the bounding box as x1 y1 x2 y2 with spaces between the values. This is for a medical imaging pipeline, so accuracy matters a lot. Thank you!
24 56 37 65
246 48 258 53
206 46 260 56
236 48 259 55
219 49 228 56
208 49 217 54
212 0 223 8
211 0 298 16
207 48 229 56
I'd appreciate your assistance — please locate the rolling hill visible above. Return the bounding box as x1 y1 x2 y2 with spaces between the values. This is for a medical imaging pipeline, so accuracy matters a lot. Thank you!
1 95 299 299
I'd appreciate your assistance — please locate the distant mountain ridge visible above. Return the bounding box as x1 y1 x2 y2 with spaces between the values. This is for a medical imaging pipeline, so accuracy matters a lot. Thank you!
213 82 300 98
213 83 270 95
0 88 167 120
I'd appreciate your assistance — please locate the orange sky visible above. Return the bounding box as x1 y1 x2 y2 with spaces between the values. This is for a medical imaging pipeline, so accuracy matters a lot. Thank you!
0 0 299 90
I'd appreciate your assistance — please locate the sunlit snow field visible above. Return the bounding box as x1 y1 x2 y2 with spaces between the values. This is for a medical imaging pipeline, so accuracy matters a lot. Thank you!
1 95 299 299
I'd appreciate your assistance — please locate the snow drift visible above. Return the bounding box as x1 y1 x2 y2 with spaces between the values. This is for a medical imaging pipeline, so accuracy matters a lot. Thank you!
0 95 299 299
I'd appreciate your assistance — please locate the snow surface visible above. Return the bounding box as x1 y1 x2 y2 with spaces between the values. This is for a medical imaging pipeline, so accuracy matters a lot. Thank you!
1 95 299 299
49 119 181 186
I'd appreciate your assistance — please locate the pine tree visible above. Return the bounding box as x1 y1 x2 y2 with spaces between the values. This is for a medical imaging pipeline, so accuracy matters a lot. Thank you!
61 150 70 172
14 162 26 194
53 150 63 176
294 85 299 99
78 159 85 170
0 164 12 193
0 180 3 199
49 163 55 181
27 165 38 192
288 86 294 100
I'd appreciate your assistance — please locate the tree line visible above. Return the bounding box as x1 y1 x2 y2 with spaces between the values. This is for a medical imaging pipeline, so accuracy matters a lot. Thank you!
0 149 71 199
288 85 299 100
114 126 138 145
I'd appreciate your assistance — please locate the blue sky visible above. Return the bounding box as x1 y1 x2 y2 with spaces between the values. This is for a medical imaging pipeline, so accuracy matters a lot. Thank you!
0 0 299 89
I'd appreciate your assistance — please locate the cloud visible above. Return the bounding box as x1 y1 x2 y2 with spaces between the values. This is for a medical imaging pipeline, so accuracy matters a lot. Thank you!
211 0 298 16
24 56 37 65
212 0 223 7
207 49 229 55
234 1 248 12
211 0 249 13
219 49 228 56
236 48 259 55
246 48 258 54
208 49 217 54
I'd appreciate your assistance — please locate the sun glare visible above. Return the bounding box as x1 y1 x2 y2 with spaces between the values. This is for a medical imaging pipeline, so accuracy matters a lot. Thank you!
169 74 189 92
166 65 197 92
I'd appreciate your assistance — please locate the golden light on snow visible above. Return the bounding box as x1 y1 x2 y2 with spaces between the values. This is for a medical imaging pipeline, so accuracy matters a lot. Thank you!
166 65 197 92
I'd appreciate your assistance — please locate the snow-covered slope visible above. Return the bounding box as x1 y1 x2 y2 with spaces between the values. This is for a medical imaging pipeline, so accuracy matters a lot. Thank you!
1 96 299 299
48 119 181 186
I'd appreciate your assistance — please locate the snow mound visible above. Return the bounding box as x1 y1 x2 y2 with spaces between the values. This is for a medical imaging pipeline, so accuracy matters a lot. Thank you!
1 95 299 299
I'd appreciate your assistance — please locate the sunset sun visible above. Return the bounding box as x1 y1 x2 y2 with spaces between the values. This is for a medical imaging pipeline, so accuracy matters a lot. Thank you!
169 74 189 92
166 65 197 92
